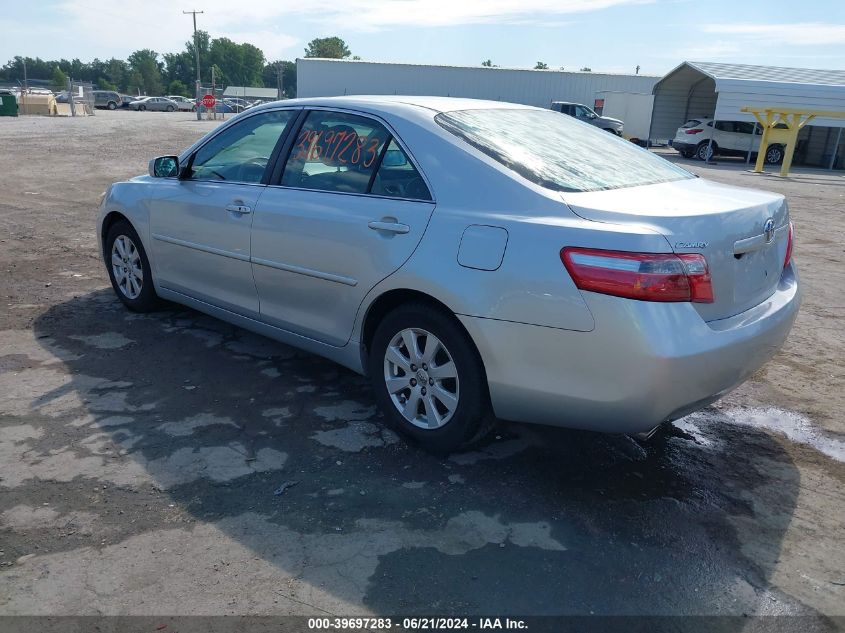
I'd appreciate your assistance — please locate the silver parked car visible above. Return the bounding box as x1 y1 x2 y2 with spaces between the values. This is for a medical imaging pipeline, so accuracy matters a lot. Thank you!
551 101 624 136
166 95 198 112
97 96 800 453
129 96 178 112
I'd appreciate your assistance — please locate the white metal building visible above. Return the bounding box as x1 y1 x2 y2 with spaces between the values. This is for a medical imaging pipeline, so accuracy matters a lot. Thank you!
297 58 659 111
650 61 845 168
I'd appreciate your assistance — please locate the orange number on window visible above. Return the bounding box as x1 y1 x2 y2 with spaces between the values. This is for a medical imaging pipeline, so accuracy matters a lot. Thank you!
362 138 380 168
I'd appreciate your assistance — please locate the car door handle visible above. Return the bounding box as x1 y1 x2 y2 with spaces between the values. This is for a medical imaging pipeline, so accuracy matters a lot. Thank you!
368 220 409 234
225 204 252 215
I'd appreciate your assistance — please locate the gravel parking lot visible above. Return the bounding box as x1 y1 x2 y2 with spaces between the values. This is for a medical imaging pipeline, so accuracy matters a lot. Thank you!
0 110 843 628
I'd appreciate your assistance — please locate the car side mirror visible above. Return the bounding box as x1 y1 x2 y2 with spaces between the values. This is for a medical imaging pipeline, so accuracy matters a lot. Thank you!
150 155 179 178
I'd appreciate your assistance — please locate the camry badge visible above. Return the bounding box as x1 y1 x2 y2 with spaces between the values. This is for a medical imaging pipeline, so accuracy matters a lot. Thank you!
764 218 775 243
675 241 708 249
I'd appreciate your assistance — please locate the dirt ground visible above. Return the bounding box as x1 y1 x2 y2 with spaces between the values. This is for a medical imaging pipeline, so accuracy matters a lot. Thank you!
0 110 843 628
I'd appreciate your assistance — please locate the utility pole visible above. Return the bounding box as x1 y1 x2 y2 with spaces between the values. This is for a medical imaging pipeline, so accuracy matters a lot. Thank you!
184 9 204 120
21 59 27 114
276 62 283 100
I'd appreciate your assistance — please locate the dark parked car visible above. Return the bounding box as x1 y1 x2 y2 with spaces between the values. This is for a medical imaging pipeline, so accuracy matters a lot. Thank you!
93 90 121 110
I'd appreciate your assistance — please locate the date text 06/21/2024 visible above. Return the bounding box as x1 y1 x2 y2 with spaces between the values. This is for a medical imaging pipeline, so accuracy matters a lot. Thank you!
307 617 528 630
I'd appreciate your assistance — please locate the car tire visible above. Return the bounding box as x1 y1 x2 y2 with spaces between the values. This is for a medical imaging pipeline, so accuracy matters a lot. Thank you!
764 145 785 165
138 105 146 111
166 105 175 112
104 220 160 312
695 142 716 161
369 303 494 454
107 101 117 110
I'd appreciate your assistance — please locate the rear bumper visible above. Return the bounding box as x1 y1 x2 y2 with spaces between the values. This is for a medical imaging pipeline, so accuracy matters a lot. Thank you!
672 141 696 153
459 265 800 434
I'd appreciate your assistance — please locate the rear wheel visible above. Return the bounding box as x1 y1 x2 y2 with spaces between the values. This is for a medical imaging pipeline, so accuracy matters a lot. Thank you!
369 303 494 453
107 101 117 110
166 105 175 112
138 104 146 111
696 142 716 161
104 220 160 312
764 145 785 164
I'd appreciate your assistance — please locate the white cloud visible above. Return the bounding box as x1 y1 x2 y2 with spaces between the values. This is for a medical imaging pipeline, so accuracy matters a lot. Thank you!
52 0 651 49
701 22 845 46
287 0 653 29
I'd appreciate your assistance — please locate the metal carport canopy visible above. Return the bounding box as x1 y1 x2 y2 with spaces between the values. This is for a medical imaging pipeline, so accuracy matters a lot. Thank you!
650 61 845 140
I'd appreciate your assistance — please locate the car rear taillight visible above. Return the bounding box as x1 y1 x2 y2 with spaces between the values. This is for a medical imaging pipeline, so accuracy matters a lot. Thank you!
684 128 703 134
560 248 714 303
784 222 794 269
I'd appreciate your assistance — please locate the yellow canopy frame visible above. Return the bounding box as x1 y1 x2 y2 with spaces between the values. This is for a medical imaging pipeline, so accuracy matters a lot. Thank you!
740 106 845 176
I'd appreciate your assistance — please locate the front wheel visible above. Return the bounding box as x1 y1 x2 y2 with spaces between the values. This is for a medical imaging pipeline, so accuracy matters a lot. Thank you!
764 145 785 164
104 220 160 312
369 303 494 453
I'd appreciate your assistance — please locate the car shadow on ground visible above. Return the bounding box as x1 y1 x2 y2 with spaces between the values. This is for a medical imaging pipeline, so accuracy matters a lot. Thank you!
3 289 828 625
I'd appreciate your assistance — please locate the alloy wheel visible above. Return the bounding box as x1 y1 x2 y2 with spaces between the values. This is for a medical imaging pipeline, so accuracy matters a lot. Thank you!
383 328 460 429
111 235 143 300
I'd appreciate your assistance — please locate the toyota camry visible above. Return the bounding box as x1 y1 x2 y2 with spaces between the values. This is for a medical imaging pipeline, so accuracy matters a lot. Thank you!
97 96 800 452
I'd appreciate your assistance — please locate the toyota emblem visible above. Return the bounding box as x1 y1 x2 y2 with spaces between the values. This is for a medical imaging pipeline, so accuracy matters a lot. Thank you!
764 218 775 243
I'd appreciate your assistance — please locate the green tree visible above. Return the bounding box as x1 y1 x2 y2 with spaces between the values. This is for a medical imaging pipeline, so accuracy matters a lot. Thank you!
207 37 265 87
304 37 351 59
168 80 188 96
128 49 164 95
104 58 129 91
534 61 548 70
163 51 194 87
262 60 296 98
50 66 68 91
97 77 118 91
481 59 493 67
580 67 592 72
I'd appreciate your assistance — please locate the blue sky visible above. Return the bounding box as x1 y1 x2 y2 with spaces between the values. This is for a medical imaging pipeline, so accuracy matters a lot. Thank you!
2 0 844 75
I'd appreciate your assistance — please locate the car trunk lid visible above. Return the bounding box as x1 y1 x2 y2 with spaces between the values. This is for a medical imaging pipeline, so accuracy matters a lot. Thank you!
561 177 789 322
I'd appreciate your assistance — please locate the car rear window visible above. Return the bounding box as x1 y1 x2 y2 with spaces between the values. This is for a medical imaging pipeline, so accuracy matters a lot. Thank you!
436 108 693 193
681 119 702 128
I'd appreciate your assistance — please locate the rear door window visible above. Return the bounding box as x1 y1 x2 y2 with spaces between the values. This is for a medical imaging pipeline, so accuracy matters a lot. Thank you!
281 111 390 194
734 121 756 135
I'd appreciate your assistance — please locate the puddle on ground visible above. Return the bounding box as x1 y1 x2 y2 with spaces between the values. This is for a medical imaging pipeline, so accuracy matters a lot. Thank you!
682 406 844 463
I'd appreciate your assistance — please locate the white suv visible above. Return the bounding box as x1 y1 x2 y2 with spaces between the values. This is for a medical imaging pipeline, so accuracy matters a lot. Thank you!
671 118 785 164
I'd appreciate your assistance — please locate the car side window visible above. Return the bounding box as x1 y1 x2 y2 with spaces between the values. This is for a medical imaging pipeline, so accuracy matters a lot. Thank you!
281 111 390 194
734 121 755 135
371 140 432 201
714 121 733 132
189 110 295 184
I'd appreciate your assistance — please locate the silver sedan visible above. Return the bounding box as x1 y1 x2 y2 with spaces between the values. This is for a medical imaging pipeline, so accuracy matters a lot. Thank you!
128 96 179 112
97 96 800 453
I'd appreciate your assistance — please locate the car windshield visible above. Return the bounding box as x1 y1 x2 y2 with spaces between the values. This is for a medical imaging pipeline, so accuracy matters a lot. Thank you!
436 108 693 192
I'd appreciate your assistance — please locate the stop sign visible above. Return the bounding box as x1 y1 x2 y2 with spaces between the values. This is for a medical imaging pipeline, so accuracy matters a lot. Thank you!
201 94 216 109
